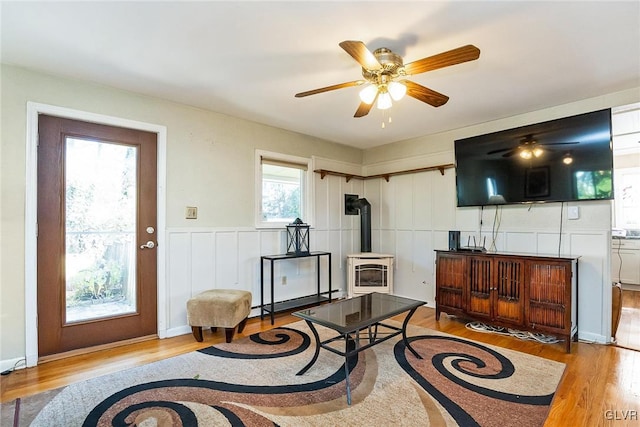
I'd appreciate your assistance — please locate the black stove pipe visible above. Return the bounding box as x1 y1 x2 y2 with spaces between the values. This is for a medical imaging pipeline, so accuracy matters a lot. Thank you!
352 198 371 252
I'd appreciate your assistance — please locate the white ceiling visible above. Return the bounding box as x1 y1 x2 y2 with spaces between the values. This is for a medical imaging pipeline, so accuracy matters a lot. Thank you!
2 1 639 150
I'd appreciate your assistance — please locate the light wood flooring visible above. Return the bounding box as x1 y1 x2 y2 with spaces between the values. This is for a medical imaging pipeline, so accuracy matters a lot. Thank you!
616 289 640 351
2 306 639 426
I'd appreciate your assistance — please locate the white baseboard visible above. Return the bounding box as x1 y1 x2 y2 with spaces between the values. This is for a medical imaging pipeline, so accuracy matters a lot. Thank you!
578 331 609 344
1 357 26 374
165 325 192 338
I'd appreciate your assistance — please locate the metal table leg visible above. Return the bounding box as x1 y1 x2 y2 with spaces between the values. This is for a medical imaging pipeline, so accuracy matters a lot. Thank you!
296 320 321 376
344 333 353 405
402 307 422 359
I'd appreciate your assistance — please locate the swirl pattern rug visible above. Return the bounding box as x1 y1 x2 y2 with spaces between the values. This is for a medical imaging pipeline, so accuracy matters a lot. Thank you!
7 321 565 426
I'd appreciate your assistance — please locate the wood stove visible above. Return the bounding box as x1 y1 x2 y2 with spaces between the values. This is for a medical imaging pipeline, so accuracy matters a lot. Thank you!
347 253 394 297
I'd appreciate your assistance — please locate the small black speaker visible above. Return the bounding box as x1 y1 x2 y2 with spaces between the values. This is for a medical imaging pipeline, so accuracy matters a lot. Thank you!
448 231 460 251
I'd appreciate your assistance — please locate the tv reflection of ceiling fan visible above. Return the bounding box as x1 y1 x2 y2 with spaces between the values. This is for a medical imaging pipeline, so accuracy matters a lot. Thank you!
487 135 579 159
295 41 480 118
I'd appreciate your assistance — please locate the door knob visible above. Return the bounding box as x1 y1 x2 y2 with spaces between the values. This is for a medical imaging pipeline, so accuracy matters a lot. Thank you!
140 241 156 249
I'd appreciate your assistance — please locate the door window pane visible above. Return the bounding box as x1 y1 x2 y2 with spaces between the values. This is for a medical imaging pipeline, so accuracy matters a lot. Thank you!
65 138 137 323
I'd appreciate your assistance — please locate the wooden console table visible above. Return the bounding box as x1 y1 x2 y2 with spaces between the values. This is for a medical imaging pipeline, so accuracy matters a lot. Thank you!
435 250 579 352
260 251 332 325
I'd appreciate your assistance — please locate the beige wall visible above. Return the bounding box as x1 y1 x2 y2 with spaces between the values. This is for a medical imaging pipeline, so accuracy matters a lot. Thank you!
0 64 361 364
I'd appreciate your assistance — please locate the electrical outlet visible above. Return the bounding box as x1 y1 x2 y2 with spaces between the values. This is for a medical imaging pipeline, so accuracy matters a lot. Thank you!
281 276 287 285
185 206 198 219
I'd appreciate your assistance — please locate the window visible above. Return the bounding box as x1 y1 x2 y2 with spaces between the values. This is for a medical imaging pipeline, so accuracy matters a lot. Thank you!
613 167 640 229
255 150 312 228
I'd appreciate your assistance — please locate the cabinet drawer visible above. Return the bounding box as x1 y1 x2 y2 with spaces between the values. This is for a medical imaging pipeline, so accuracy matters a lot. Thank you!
612 239 640 250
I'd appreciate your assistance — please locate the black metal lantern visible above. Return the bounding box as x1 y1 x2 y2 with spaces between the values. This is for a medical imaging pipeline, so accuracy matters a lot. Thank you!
286 218 310 255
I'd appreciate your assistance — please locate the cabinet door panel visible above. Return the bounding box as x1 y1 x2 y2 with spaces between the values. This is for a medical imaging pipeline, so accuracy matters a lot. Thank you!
526 260 571 332
436 254 466 310
494 257 524 324
467 257 492 319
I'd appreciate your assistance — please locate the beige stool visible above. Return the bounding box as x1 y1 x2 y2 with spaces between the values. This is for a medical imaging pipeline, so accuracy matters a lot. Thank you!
187 289 252 343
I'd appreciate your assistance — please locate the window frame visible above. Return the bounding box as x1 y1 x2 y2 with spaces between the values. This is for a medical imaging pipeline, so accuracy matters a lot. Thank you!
255 149 313 229
613 166 640 230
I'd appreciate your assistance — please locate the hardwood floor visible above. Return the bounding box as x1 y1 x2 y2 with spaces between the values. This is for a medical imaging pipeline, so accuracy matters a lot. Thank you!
616 289 640 351
2 306 639 426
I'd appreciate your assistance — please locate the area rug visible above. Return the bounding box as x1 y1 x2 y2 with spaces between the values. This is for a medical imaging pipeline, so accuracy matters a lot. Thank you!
2 321 565 426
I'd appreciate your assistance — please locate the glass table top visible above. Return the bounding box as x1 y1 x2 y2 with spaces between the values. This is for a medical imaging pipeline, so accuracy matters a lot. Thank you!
293 292 425 334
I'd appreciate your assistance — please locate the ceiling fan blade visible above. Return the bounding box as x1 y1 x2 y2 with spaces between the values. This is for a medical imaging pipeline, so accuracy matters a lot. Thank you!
295 80 365 98
539 141 580 146
502 150 518 158
339 40 383 71
487 147 514 155
402 80 449 107
403 44 480 76
355 91 378 117
354 100 374 118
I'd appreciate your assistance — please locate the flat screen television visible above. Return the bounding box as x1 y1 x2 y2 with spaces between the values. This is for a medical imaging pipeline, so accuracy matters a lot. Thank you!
454 109 613 207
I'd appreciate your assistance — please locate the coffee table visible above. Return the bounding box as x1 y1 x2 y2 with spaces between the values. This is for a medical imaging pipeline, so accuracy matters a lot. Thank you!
293 292 425 405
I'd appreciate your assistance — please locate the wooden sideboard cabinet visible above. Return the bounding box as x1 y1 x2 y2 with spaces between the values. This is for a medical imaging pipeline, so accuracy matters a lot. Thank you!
435 250 578 352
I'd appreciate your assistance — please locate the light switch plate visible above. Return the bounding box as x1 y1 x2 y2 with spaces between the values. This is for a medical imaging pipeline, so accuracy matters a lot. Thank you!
567 206 580 220
185 206 198 219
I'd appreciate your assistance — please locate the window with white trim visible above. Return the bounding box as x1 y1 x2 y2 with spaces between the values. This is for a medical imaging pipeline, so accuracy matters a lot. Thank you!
255 150 312 228
613 167 640 229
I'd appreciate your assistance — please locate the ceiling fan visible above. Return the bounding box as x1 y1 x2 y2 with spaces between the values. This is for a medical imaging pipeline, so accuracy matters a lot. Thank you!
487 134 580 159
295 40 480 118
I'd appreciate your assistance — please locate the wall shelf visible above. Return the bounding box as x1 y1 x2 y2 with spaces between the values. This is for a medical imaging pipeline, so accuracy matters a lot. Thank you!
314 163 454 182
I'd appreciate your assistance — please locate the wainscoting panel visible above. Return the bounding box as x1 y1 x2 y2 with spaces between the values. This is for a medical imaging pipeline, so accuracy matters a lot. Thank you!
505 232 538 253
191 232 215 295
167 232 191 331
328 174 343 231
313 172 329 230
238 231 262 301
569 232 610 341
433 169 457 231
413 172 433 231
393 230 434 302
395 174 414 230
259 230 281 257
166 227 349 336
215 231 239 287
380 176 396 230
536 232 567 255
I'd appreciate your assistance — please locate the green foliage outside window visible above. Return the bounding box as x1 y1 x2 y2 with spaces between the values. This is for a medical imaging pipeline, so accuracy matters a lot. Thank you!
575 170 613 200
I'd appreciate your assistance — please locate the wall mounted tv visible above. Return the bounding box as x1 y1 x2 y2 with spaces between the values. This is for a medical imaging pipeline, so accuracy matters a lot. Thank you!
454 109 613 207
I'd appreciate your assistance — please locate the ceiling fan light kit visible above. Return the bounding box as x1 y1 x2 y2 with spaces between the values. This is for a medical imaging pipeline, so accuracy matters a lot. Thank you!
295 40 480 120
377 90 393 110
359 84 378 104
388 81 407 101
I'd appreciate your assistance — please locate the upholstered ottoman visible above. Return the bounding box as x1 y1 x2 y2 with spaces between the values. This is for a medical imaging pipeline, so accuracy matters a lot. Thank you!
187 289 252 343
